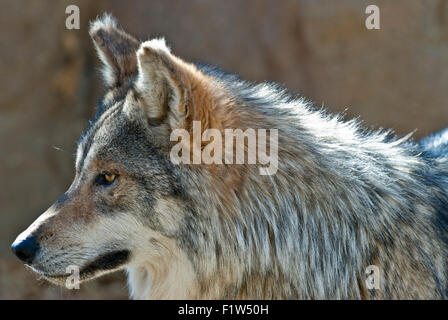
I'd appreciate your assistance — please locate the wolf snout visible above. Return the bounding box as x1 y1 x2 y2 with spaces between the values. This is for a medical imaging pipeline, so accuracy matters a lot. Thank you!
11 235 39 264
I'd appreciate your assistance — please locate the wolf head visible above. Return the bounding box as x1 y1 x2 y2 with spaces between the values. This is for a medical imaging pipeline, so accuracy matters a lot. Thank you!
11 14 237 293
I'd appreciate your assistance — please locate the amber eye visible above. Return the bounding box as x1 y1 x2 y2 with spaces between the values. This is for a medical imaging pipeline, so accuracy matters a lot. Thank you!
105 173 116 182
95 172 117 186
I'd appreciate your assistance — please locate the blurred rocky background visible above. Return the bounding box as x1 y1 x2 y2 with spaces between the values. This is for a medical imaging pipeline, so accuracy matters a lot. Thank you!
1 0 447 299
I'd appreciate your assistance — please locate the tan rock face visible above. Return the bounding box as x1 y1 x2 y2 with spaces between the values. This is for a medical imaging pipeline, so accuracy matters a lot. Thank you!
1 0 447 297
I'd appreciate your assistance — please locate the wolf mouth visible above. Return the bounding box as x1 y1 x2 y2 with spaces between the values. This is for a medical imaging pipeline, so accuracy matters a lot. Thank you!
39 249 130 281
80 249 130 276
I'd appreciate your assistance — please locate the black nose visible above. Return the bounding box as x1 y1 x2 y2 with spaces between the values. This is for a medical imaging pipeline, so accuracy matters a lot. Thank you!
11 236 39 264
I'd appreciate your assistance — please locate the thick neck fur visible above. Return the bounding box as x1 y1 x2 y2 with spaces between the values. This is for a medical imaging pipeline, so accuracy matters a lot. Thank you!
127 238 200 299
129 72 448 299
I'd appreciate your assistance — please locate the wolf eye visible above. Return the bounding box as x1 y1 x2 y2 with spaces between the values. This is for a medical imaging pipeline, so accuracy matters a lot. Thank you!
95 172 117 186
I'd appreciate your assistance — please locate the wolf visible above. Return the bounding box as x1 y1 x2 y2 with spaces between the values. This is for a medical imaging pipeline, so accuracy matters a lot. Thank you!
11 14 448 299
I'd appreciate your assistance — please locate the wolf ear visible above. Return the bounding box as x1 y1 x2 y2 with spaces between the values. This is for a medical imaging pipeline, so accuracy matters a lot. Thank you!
89 14 140 87
132 39 194 129
131 38 226 135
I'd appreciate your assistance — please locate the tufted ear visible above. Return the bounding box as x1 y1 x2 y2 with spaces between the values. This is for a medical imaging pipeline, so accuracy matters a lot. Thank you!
130 38 233 136
89 14 140 87
130 40 237 165
132 39 196 130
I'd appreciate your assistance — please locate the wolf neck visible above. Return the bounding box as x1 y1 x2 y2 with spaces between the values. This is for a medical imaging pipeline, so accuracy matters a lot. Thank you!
131 100 425 299
131 86 427 299
127 241 200 299
173 96 425 299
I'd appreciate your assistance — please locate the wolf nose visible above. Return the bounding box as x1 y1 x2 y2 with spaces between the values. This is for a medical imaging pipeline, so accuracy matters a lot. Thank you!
11 236 39 264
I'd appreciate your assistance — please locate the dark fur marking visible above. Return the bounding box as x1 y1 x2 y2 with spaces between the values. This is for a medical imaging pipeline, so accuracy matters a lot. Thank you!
77 101 124 170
